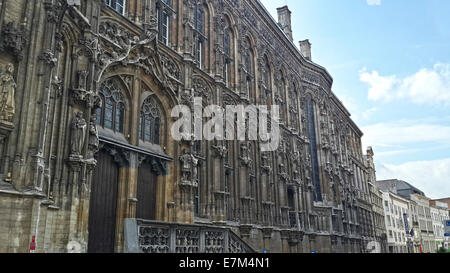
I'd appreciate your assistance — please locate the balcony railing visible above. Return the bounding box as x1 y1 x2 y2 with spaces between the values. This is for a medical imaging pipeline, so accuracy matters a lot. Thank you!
124 219 255 253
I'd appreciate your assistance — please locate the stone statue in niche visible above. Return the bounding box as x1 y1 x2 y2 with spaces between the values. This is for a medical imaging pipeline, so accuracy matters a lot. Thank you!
88 115 99 159
70 112 87 157
77 70 88 90
191 155 199 185
239 142 251 166
331 182 338 203
180 149 192 182
0 63 16 123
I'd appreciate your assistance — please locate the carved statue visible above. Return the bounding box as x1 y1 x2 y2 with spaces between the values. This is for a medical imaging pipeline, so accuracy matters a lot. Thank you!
330 182 337 203
261 152 268 167
239 142 251 166
88 115 99 158
0 63 16 122
293 169 300 183
70 112 87 157
180 149 192 182
191 154 199 183
77 70 88 90
212 141 227 158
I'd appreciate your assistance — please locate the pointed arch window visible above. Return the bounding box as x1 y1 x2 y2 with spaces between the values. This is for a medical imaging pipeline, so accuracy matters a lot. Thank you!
305 95 322 202
223 30 231 87
139 96 162 145
263 56 271 89
242 38 254 99
289 82 299 129
278 72 287 122
96 79 125 133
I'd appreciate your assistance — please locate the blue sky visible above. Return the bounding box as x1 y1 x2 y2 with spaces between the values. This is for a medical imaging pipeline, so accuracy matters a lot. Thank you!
260 0 450 199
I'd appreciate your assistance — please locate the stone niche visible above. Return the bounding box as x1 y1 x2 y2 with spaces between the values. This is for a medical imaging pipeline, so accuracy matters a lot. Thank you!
0 61 16 188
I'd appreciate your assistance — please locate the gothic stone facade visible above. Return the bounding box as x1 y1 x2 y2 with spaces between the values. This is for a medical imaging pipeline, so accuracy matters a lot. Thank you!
0 0 378 253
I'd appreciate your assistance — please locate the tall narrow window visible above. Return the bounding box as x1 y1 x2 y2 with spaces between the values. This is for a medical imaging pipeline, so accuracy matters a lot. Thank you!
194 163 201 217
105 0 126 15
224 171 230 193
279 74 287 122
243 38 254 99
157 0 171 46
289 82 299 129
139 96 162 145
197 40 203 69
288 188 295 210
263 55 271 90
306 95 322 202
264 66 269 88
194 4 206 69
97 79 126 133
224 32 230 86
196 7 204 35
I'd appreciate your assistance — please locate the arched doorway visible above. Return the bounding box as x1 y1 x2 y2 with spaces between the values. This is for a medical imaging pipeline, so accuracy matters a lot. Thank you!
88 149 120 253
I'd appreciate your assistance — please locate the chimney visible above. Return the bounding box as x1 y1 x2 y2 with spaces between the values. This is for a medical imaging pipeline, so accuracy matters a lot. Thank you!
299 39 312 61
277 6 293 42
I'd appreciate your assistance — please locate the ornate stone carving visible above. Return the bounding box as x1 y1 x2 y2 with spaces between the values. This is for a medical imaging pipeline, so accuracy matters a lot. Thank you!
0 64 16 123
192 76 212 102
39 50 58 67
179 149 197 186
211 142 227 158
176 228 200 253
43 0 70 25
180 149 192 182
160 54 181 80
239 142 252 166
70 112 86 158
139 226 170 253
205 231 225 253
0 22 27 60
260 152 271 173
70 71 101 107
87 115 99 159
94 18 158 82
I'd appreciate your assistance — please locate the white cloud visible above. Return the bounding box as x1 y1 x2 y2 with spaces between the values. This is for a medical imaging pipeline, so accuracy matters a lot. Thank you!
363 117 450 198
334 94 376 123
362 107 377 121
361 117 450 149
376 158 450 199
360 63 450 106
366 0 381 6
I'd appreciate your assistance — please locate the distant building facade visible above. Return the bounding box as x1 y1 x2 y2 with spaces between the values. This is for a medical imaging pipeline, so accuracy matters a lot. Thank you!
432 198 450 212
380 191 412 253
376 179 439 253
365 147 387 253
430 201 449 251
410 194 434 253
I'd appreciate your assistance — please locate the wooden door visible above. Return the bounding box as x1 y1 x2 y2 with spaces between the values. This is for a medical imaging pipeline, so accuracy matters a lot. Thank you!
88 150 119 253
136 161 157 220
